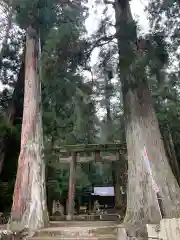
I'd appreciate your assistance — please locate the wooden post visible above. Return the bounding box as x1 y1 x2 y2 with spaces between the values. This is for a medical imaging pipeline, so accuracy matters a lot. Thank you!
112 161 122 209
94 150 101 162
66 152 77 220
112 152 126 215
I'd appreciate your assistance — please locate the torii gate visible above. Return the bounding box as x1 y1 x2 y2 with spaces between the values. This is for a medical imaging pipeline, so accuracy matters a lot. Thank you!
51 143 126 220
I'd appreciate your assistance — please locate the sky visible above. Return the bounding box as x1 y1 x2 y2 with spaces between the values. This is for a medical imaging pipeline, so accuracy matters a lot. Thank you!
0 0 149 91
85 0 149 36
84 0 149 118
83 0 149 81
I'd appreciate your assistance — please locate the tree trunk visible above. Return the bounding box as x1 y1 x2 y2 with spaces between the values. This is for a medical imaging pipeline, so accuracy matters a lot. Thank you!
123 87 162 224
0 150 5 174
114 0 180 226
138 86 180 217
164 129 180 186
9 26 48 234
104 73 112 142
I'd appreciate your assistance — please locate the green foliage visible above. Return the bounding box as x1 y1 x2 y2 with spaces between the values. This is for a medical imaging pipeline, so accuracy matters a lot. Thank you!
162 0 176 9
14 0 57 31
47 163 69 200
147 0 180 172
42 4 96 147
1 0 180 214
80 162 113 187
0 116 13 137
40 0 99 202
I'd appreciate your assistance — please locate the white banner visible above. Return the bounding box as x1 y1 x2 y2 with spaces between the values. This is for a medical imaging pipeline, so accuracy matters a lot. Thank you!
142 146 159 194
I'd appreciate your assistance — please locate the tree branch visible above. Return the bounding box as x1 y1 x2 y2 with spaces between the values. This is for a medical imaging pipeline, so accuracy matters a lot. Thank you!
86 35 116 60
104 0 114 5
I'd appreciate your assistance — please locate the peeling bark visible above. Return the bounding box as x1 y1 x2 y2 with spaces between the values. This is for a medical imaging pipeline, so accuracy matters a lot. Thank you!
9 26 48 234
123 88 162 224
114 0 180 227
138 86 180 217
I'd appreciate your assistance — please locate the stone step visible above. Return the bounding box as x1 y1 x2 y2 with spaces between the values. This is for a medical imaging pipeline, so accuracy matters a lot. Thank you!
34 228 95 237
34 226 117 237
49 221 116 228
91 227 117 235
28 237 99 240
28 235 117 240
29 221 118 240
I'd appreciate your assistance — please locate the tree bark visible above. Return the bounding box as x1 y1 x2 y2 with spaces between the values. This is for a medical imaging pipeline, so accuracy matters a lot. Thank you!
9 26 49 234
114 0 180 227
104 73 112 142
139 86 180 217
123 87 162 224
163 129 180 186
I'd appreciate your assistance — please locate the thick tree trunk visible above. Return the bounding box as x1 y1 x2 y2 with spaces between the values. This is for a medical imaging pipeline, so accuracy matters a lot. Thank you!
138 86 180 217
9 26 48 233
114 1 180 227
114 1 162 225
123 88 162 224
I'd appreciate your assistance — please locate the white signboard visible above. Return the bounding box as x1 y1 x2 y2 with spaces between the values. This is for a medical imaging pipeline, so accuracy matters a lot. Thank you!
92 187 115 196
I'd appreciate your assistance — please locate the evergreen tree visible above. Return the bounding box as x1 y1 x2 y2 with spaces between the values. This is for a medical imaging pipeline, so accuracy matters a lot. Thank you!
88 0 180 232
114 0 180 226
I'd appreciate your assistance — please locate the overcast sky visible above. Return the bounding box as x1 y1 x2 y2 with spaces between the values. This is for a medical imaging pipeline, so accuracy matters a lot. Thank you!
84 0 149 117
84 0 149 73
85 0 149 36
0 0 149 91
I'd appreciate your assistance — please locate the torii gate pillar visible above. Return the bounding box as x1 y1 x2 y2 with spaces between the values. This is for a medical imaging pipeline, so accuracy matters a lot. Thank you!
66 152 77 220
